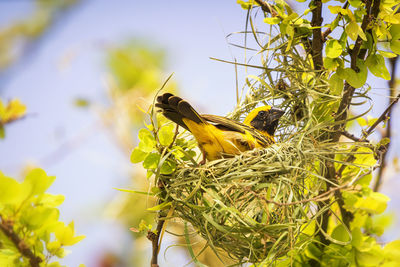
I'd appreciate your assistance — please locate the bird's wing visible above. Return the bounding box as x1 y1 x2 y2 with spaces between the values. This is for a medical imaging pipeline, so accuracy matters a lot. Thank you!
202 114 273 147
201 114 246 133
156 93 205 131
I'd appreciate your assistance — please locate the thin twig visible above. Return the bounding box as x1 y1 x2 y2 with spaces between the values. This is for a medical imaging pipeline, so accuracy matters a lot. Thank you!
322 2 349 42
340 130 369 143
0 214 42 267
148 214 166 267
374 57 399 192
364 92 400 137
254 0 278 16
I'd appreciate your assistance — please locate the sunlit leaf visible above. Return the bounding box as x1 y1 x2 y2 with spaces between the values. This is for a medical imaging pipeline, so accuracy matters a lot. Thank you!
130 148 148 163
142 153 160 170
365 54 391 80
326 40 343 58
158 124 175 146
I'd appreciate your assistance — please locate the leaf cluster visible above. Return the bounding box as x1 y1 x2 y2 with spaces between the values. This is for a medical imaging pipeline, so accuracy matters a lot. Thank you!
0 169 84 266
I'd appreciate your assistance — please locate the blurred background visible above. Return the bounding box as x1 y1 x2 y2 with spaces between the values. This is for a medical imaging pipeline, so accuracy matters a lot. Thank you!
0 0 399 266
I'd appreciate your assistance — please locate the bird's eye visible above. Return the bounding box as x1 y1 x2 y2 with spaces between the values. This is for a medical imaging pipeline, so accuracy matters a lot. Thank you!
258 111 266 116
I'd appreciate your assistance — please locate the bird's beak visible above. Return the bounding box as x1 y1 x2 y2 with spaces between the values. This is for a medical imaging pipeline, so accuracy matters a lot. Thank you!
270 108 285 122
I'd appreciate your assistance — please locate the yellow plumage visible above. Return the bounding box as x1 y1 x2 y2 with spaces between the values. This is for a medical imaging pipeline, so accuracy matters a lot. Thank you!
156 93 284 161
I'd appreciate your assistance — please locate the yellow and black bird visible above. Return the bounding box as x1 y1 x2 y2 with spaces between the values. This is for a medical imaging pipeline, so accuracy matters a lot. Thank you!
155 93 284 162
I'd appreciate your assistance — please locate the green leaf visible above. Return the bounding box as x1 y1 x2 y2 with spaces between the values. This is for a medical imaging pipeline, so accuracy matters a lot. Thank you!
304 243 322 262
371 214 393 236
74 98 90 108
39 193 65 207
343 66 366 88
147 201 171 211
356 245 384 266
343 191 358 209
160 160 176 174
54 221 85 246
0 99 26 123
114 188 154 195
0 126 4 139
382 13 400 24
390 24 400 40
142 153 160 170
0 249 18 266
365 54 391 80
329 73 343 95
21 206 59 230
138 128 156 152
331 224 350 243
263 17 281 25
0 172 22 204
328 6 342 14
351 227 363 248
384 240 400 261
48 261 63 267
237 0 255 9
24 168 55 196
158 124 175 146
324 57 340 70
390 39 400 55
348 0 362 8
346 21 358 41
326 40 343 58
355 192 390 214
130 148 148 163
378 50 398 58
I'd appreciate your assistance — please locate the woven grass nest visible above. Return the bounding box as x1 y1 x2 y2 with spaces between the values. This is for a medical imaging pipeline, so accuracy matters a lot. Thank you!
160 135 326 263
154 20 373 262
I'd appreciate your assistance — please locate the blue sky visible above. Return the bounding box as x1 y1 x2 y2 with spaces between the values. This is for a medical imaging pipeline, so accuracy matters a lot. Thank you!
0 0 399 266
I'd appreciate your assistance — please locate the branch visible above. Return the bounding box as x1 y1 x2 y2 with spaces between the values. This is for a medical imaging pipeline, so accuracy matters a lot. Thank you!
364 92 400 138
311 0 324 70
254 0 278 16
148 214 166 267
318 0 379 244
373 57 399 191
340 130 369 143
322 2 349 42
0 215 42 267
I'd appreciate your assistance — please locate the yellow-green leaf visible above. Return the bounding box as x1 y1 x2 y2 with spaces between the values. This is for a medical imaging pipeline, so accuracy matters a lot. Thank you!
158 124 175 146
326 40 343 58
138 128 156 152
346 21 359 41
142 153 160 170
263 17 281 25
130 148 148 163
365 54 391 80
390 39 400 55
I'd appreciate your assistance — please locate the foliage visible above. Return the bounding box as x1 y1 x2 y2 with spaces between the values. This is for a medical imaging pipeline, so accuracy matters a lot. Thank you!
103 41 176 149
129 0 400 266
0 0 79 70
102 42 181 266
130 112 197 178
0 98 26 139
0 168 85 266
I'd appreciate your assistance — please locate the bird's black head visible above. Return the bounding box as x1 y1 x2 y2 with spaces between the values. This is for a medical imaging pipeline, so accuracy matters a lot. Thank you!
248 107 285 136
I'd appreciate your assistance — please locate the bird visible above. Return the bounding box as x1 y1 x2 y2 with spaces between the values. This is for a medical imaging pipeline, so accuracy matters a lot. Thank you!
155 93 284 162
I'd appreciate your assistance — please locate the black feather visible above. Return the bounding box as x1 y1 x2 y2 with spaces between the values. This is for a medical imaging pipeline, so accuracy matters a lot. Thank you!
156 93 203 131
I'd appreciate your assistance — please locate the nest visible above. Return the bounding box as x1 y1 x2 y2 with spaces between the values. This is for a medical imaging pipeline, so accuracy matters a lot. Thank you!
152 7 376 264
159 138 330 263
